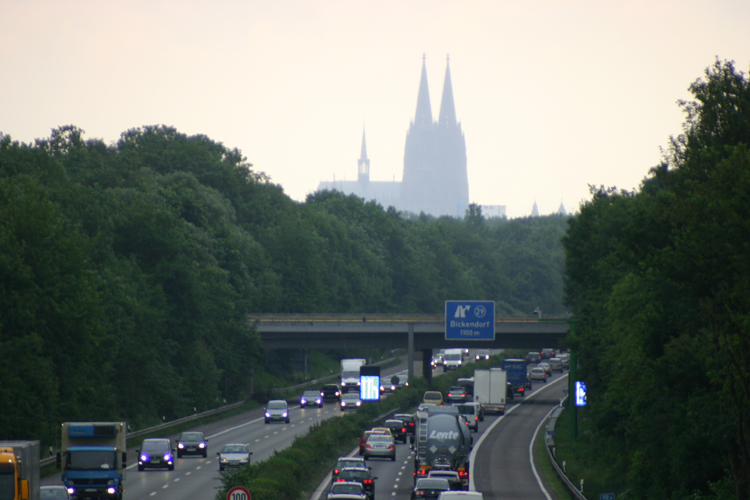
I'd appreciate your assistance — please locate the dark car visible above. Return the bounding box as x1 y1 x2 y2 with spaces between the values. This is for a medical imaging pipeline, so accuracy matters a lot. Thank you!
474 350 491 361
332 456 368 481
394 413 416 435
525 351 542 364
336 467 377 500
541 348 556 359
411 478 451 500
384 418 408 443
137 438 175 471
300 389 323 408
321 384 342 401
176 431 208 458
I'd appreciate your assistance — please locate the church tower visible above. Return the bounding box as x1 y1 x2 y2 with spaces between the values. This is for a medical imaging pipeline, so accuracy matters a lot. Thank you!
357 126 370 185
401 55 469 216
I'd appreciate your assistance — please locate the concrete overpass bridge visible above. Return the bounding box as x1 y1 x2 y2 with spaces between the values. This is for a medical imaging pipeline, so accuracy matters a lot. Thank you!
250 314 571 382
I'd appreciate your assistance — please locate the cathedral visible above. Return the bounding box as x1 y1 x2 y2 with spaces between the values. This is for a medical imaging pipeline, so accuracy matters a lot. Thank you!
317 55 471 218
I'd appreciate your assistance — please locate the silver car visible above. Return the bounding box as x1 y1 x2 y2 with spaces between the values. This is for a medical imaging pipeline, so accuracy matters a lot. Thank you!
340 393 362 411
363 434 395 461
217 443 252 471
264 399 290 423
529 367 547 383
548 357 563 372
327 481 368 500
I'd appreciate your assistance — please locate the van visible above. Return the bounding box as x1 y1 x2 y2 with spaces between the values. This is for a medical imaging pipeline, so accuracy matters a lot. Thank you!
423 390 444 406
438 492 484 500
443 349 464 371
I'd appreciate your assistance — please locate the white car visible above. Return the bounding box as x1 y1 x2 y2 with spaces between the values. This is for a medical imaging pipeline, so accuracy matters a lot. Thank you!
438 492 484 500
327 481 368 500
529 367 547 383
340 393 362 411
217 443 252 471
265 399 290 423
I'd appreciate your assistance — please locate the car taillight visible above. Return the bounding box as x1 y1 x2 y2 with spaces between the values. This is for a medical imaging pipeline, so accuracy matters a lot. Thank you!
334 469 339 474
475 416 479 421
459 470 469 478
415 490 426 496
389 444 394 449
363 479 373 485
366 444 372 449
336 478 346 482
402 428 406 433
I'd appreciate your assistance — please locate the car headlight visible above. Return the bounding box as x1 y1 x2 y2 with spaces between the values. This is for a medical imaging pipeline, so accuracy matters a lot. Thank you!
240 456 248 462
282 412 288 417
316 398 322 404
301 398 307 404
140 453 149 462
199 442 206 448
356 401 361 406
164 453 173 461
341 401 347 406
178 443 184 449
265 412 271 418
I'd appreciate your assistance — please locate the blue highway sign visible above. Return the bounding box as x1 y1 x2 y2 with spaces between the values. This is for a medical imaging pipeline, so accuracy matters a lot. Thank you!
445 301 495 340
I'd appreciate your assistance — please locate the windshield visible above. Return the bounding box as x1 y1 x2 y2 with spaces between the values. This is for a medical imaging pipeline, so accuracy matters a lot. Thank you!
267 401 286 409
416 479 450 488
331 483 363 494
67 450 116 470
142 441 170 452
303 391 319 397
340 470 369 480
180 432 203 441
342 370 360 378
222 445 247 453
444 354 461 361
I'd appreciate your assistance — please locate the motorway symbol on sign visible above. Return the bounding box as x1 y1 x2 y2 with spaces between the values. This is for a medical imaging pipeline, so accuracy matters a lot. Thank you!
445 301 495 341
228 486 251 500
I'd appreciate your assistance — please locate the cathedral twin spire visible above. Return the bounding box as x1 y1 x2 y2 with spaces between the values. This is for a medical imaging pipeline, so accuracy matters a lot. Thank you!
414 53 457 127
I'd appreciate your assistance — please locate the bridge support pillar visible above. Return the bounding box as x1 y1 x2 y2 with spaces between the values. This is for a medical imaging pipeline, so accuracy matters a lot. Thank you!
408 323 414 382
422 348 433 386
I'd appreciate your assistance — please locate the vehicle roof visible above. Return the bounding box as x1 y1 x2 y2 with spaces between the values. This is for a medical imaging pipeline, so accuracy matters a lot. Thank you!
530 367 545 372
437 492 485 499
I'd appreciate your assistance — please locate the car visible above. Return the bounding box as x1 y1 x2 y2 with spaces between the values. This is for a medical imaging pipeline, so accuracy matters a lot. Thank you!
359 429 387 455
327 481 368 500
427 470 463 491
380 381 397 393
442 350 463 371
176 431 208 458
363 434 396 461
137 438 175 471
411 478 451 500
525 351 542 364
336 467 378 500
538 362 552 377
455 377 475 398
300 389 323 408
474 350 490 361
541 348 556 359
370 427 393 439
455 403 481 432
446 386 468 403
431 356 441 368
332 456 368 481
394 372 410 388
529 367 547 382
217 443 252 471
437 492 485 500
557 352 571 369
548 357 563 372
321 384 342 401
40 485 71 499
265 399 290 423
340 392 362 411
394 413 416 435
423 391 444 406
383 418 408 443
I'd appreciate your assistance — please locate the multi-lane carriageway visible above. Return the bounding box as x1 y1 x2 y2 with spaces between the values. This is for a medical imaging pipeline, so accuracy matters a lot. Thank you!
42 354 569 500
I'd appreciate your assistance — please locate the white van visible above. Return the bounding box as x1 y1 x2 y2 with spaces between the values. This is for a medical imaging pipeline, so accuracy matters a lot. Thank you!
438 492 484 500
442 349 464 371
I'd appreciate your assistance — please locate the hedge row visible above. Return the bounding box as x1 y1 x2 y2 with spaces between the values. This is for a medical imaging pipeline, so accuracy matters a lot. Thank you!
216 355 513 500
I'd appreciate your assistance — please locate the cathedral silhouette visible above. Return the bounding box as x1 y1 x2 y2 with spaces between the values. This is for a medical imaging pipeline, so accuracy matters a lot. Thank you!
317 55 471 217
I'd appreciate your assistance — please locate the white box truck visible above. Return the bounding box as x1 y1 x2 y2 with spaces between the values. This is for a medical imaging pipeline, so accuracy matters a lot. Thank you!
0 440 40 500
340 358 366 393
474 368 507 414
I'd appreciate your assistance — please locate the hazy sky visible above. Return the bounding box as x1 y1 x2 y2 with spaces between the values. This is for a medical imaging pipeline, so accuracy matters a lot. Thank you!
2 1 749 218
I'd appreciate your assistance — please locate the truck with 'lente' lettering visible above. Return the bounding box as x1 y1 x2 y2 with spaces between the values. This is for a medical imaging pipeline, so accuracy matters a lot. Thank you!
0 440 40 500
57 422 127 500
413 405 472 489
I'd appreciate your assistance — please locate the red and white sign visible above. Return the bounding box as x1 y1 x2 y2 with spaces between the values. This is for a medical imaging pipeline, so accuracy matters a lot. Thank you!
227 486 251 500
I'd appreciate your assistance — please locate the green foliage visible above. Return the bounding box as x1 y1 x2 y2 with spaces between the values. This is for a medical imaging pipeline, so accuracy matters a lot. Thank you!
562 59 750 499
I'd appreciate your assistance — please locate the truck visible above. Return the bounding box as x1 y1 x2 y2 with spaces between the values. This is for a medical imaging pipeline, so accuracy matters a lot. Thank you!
502 358 531 397
474 368 508 414
340 358 366 393
57 422 127 500
413 406 472 488
0 440 40 500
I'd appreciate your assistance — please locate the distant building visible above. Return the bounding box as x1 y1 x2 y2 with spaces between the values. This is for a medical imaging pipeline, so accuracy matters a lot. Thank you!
317 55 469 217
531 201 540 217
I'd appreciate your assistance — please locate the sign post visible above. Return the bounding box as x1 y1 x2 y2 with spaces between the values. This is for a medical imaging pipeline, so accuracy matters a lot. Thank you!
227 486 251 500
445 301 495 341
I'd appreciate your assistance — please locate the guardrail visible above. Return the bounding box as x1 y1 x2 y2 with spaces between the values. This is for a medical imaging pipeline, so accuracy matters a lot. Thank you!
545 399 587 500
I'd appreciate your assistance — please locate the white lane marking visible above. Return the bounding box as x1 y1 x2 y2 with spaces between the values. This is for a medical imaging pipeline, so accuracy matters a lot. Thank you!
528 405 558 500
149 492 157 496
161 484 169 489
468 373 568 491
174 477 180 482
185 471 191 475
195 466 202 470
254 439 260 442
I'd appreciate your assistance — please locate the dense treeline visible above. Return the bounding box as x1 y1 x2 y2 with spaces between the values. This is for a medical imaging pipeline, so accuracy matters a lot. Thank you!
0 124 567 447
563 59 750 500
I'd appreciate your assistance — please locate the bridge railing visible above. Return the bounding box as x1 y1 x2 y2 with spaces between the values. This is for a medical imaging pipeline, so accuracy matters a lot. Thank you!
249 313 571 323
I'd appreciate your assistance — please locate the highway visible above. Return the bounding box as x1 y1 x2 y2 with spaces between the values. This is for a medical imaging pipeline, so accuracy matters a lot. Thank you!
43 354 568 500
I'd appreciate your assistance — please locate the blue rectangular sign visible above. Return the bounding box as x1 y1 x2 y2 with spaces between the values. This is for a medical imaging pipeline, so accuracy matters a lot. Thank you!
445 301 495 340
360 375 380 401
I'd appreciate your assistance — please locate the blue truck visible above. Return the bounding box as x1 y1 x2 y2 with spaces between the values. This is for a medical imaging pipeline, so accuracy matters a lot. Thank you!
57 422 127 500
502 358 531 397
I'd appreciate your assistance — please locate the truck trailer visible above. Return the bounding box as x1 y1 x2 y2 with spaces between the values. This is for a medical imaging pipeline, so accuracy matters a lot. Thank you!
413 406 472 488
474 368 508 414
501 358 531 397
340 358 366 393
58 422 127 500
0 440 40 500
